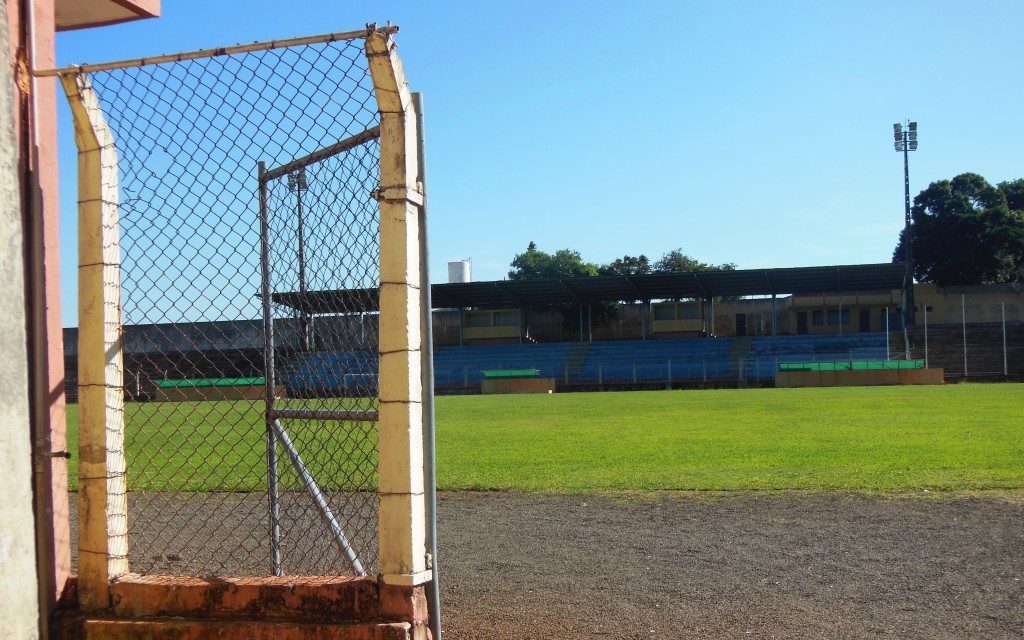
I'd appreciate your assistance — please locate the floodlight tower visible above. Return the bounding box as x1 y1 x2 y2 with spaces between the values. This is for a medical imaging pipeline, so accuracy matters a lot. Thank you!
288 168 311 349
893 121 918 325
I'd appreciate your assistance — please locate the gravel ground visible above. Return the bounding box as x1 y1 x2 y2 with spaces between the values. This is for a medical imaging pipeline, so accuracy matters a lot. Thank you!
71 491 1024 639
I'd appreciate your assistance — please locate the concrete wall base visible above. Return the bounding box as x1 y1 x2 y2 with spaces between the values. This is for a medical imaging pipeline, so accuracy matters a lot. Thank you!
481 377 556 394
776 368 945 388
50 575 431 640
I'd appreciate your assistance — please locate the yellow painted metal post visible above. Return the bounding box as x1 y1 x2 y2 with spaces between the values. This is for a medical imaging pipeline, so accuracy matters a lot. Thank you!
60 72 127 610
365 28 431 586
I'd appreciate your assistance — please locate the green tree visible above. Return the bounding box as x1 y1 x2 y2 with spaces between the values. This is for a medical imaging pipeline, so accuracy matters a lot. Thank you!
893 173 1024 285
998 178 1024 211
653 249 736 274
598 254 652 276
508 242 599 280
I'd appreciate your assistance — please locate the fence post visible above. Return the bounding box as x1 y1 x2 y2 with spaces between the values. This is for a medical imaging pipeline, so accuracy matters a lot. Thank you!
962 293 967 376
667 357 672 386
1002 302 1008 376
632 359 637 383
702 357 707 383
598 360 603 385
885 306 890 360
61 72 128 610
367 29 430 587
257 162 282 576
924 305 929 368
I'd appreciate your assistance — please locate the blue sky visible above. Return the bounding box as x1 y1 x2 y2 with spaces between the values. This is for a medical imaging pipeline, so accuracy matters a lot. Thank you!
55 1 1024 321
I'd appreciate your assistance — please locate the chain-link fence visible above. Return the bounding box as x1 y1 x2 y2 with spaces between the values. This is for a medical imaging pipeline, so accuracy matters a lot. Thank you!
64 28 398 578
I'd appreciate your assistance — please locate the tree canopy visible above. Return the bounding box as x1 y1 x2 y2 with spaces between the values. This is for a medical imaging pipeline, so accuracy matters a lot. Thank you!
894 173 1024 285
653 249 737 274
508 244 735 281
598 254 652 276
508 242 599 280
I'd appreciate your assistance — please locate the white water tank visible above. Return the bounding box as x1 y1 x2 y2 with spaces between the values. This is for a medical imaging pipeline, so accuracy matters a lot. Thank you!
448 259 472 283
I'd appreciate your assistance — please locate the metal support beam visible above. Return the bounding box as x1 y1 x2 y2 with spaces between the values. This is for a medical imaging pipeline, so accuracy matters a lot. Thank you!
269 408 379 422
264 127 381 181
257 161 282 576
413 91 442 640
271 420 366 576
35 27 401 77
771 294 777 337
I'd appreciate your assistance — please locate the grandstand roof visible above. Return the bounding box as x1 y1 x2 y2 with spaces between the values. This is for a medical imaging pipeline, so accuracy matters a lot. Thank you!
272 262 908 314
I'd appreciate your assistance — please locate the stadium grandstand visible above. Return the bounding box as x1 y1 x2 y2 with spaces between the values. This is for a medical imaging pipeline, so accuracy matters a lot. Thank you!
63 263 1024 399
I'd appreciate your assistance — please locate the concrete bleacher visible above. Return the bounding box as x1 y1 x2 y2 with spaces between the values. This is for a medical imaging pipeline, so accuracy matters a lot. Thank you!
236 332 896 395
578 339 736 384
281 349 378 395
433 343 573 388
742 333 889 383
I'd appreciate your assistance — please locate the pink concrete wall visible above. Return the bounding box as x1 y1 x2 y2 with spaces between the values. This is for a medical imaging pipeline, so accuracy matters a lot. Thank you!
7 0 72 624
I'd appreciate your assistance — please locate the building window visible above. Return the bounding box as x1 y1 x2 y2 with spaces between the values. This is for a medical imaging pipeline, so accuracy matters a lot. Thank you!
812 310 824 326
466 312 490 327
495 310 519 327
678 303 700 319
826 309 851 325
653 305 675 321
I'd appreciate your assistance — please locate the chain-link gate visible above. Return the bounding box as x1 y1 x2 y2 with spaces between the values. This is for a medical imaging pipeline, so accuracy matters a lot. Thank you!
52 26 435 622
259 128 384 577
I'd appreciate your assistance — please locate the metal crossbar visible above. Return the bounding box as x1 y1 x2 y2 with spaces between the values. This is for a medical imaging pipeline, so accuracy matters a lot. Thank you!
264 127 381 182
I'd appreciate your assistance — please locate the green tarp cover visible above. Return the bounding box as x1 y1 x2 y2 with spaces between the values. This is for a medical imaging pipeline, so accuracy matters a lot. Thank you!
154 377 266 388
481 369 541 379
778 360 924 372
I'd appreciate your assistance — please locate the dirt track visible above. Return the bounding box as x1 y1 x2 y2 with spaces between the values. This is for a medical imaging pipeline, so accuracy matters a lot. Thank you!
435 492 1023 640
71 491 1024 639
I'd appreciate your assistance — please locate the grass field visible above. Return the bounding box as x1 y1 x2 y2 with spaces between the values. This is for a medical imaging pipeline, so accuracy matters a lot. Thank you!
65 384 1024 493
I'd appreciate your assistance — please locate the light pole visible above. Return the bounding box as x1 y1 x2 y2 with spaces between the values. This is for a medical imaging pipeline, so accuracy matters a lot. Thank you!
288 168 311 350
893 121 918 325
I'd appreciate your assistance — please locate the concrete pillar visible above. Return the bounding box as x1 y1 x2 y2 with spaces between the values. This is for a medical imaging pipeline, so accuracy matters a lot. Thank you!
367 29 430 587
61 71 128 611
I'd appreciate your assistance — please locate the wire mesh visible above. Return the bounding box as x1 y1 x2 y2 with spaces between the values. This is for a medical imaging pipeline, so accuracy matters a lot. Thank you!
83 32 382 576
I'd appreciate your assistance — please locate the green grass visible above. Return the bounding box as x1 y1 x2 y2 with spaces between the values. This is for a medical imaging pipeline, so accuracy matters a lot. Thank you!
66 384 1024 493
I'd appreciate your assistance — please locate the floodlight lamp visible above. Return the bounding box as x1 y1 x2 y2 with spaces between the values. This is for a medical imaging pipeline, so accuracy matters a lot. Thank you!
909 141 918 151
895 141 904 151
893 123 903 136
908 121 917 131
287 168 308 192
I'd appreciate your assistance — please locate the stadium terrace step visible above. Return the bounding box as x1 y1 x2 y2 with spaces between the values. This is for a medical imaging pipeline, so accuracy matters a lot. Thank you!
109 574 380 621
564 343 590 382
730 337 753 385
81 619 414 640
53 575 428 640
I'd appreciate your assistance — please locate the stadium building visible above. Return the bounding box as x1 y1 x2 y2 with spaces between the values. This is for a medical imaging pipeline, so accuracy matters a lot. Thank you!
62 265 1024 399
